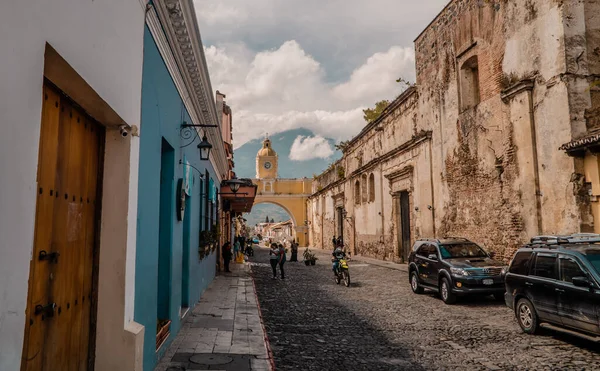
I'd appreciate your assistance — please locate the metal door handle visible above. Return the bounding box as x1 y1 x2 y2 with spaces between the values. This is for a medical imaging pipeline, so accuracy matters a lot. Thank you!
34 303 56 317
525 282 534 286
555 288 565 293
38 250 60 263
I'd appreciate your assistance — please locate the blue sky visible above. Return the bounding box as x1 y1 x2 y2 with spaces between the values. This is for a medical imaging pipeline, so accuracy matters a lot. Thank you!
193 1 448 223
194 0 448 152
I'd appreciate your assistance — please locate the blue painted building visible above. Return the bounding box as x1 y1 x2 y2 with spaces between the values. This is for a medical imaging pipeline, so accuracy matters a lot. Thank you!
135 2 232 370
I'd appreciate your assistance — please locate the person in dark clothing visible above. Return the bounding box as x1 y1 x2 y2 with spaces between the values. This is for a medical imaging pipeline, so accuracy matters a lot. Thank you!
278 243 286 279
269 243 279 279
290 240 298 262
332 236 337 249
336 236 343 248
222 242 232 272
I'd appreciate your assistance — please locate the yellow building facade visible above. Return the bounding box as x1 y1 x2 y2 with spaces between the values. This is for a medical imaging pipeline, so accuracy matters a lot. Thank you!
252 137 312 246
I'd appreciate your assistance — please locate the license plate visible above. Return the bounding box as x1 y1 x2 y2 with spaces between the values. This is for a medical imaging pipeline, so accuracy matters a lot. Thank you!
483 279 494 285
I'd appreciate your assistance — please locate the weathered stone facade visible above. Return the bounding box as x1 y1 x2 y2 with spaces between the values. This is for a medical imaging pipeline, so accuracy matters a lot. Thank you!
308 0 600 262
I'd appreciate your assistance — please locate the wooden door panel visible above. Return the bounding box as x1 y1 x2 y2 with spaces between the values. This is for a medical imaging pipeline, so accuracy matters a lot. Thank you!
22 85 61 371
22 82 103 371
79 116 101 371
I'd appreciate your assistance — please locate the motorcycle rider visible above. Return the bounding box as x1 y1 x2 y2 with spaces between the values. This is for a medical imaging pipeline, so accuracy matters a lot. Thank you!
331 246 346 276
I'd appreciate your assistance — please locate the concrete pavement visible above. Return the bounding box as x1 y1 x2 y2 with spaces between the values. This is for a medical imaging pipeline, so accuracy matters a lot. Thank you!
154 261 272 371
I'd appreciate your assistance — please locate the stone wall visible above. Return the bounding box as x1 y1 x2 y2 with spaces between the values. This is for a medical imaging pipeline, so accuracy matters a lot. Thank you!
308 0 599 262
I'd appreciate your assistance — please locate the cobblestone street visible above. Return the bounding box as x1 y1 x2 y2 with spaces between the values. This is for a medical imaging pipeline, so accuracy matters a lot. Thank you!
251 248 600 371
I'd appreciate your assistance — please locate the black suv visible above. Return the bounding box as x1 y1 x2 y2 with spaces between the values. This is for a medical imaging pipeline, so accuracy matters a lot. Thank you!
505 234 600 340
408 238 507 304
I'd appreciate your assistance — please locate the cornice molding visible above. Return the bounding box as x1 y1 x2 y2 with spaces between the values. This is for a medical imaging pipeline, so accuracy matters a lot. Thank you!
500 79 535 103
152 0 228 181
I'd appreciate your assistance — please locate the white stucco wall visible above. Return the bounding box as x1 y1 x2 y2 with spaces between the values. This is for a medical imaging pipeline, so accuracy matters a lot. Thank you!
0 1 146 369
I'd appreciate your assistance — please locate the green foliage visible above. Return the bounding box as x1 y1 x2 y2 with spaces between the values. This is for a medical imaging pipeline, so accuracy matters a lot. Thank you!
198 223 220 259
363 100 390 123
334 140 350 152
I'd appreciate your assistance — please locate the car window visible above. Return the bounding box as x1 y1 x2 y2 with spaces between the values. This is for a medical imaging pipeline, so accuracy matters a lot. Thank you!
509 251 533 275
584 249 600 275
439 243 487 258
532 254 557 279
417 244 436 258
416 245 429 257
560 256 587 284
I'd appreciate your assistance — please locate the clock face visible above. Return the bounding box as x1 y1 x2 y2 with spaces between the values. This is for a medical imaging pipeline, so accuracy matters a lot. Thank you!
264 161 272 169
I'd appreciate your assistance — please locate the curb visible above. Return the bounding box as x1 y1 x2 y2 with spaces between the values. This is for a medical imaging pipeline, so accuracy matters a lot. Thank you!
248 263 276 371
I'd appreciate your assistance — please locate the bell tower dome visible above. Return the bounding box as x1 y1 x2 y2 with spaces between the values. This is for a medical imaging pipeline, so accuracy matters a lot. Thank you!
256 136 278 179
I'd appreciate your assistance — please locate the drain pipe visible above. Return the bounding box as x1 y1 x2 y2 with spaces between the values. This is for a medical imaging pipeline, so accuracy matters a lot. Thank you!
527 89 543 234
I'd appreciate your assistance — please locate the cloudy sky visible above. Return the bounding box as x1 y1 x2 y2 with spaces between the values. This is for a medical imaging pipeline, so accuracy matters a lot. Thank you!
194 0 447 161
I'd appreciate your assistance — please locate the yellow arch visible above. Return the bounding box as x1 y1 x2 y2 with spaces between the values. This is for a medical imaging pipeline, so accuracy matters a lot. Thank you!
252 178 312 246
253 200 298 226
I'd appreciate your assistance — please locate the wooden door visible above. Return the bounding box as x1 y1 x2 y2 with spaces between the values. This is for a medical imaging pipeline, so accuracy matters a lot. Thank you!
399 191 411 262
21 82 104 371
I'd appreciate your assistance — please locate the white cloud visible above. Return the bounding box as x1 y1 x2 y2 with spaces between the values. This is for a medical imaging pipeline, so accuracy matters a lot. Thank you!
204 41 414 148
289 135 334 161
195 1 448 149
333 46 415 102
195 3 247 26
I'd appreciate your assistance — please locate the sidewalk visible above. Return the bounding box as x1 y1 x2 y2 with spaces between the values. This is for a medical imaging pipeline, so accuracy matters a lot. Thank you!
155 262 272 371
309 247 408 272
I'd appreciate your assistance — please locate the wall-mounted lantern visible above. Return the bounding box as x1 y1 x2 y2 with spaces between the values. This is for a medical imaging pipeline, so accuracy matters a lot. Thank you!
197 134 212 161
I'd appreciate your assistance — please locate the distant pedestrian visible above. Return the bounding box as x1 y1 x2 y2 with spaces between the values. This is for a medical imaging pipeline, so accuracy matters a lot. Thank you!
332 236 337 249
337 236 343 248
222 242 232 272
290 240 298 262
269 243 280 279
278 243 286 279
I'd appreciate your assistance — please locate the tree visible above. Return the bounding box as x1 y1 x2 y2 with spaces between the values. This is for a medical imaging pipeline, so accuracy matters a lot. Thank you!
265 215 269 223
363 100 390 123
270 218 275 223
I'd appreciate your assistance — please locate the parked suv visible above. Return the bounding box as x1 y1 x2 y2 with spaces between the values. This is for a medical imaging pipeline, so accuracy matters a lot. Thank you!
408 238 507 304
505 234 600 340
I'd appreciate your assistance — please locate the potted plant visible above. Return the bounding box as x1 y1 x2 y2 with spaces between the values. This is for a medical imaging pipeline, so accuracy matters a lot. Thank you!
303 248 312 266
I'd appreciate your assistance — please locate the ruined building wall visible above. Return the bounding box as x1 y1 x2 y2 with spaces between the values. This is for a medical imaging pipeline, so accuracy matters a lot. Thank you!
415 0 586 259
308 0 597 261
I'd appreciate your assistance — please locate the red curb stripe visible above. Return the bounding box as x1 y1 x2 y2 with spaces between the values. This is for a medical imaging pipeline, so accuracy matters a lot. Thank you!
249 263 276 371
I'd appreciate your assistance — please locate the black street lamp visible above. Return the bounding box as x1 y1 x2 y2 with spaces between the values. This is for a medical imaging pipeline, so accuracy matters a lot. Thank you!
197 134 212 161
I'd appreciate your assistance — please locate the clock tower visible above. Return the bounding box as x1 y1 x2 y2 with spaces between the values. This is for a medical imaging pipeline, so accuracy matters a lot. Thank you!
256 136 278 179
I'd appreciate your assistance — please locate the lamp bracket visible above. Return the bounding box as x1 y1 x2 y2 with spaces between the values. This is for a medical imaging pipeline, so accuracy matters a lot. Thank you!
179 160 205 178
179 122 217 148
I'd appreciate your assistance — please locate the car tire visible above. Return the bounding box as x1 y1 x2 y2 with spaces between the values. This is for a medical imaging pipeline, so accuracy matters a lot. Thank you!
493 292 505 301
516 298 539 334
410 271 424 294
440 277 457 304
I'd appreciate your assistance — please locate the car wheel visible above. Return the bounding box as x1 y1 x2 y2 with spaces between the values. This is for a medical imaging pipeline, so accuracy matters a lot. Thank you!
516 298 539 334
410 271 424 294
493 292 505 301
440 277 457 304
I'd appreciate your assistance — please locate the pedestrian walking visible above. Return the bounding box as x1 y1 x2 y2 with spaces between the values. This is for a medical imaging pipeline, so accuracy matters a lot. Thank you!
222 242 232 272
269 243 279 279
337 236 343 248
290 240 298 262
332 235 337 249
278 243 287 279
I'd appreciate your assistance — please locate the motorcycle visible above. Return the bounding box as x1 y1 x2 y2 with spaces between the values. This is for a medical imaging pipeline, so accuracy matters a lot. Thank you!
333 257 350 287
246 242 254 257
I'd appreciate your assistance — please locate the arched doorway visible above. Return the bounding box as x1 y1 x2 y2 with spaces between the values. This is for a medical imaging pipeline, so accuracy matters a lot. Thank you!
246 201 300 246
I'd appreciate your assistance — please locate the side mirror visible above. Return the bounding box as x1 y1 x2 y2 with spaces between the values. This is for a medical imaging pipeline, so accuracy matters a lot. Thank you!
428 254 438 261
488 251 496 258
572 276 591 288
